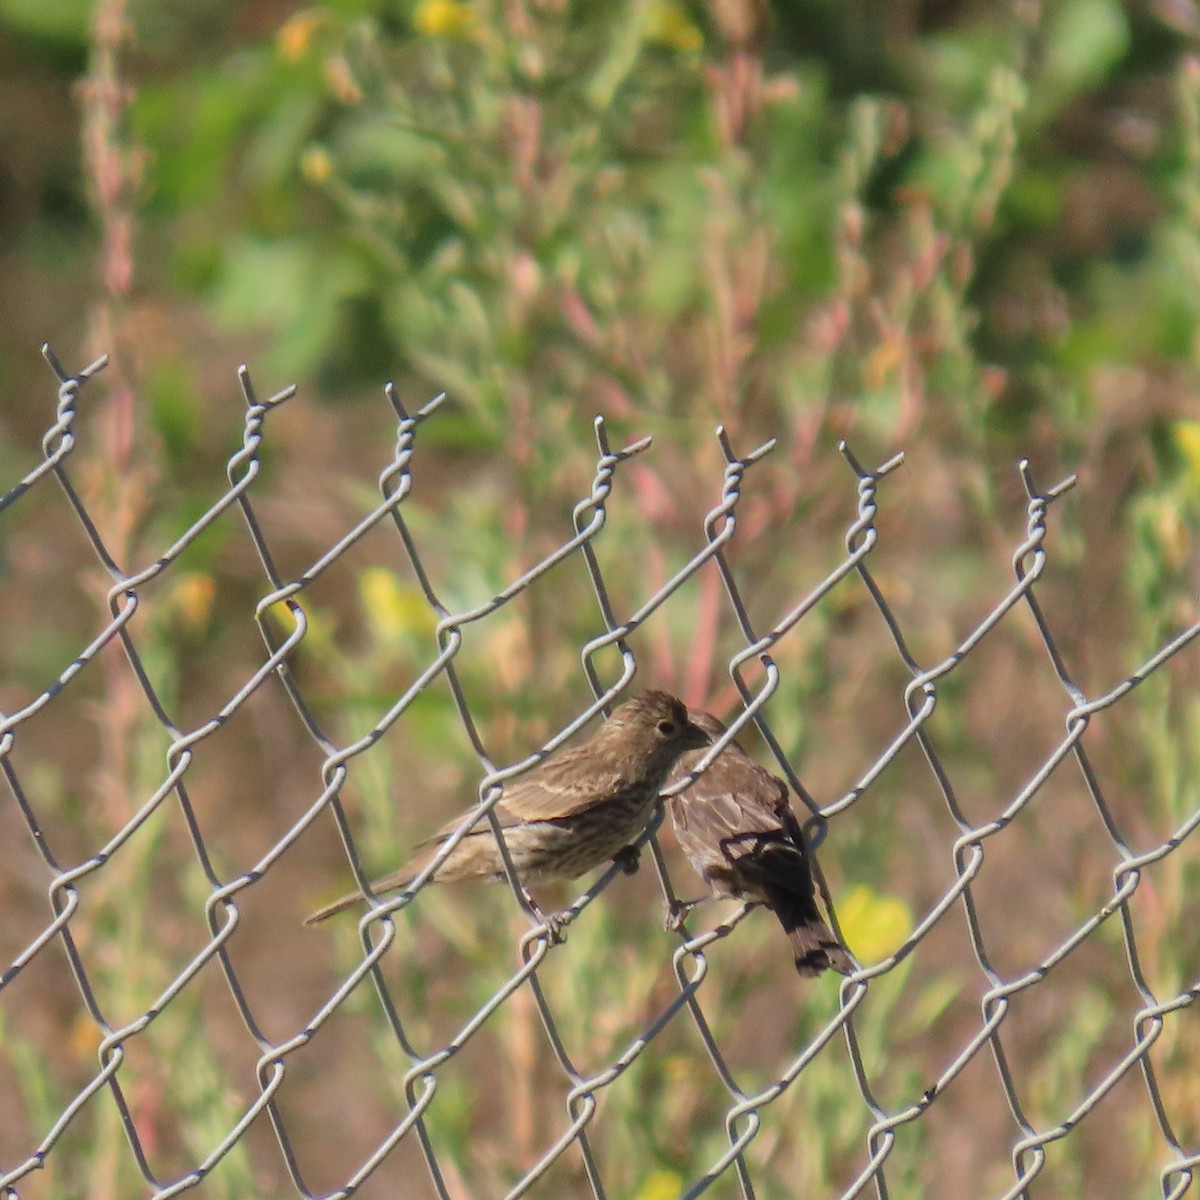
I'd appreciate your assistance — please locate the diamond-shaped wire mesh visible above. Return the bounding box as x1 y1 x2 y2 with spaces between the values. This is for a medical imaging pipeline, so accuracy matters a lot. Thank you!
1 348 1198 1199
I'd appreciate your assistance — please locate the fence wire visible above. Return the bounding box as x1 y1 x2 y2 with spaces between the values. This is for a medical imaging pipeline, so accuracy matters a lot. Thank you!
1 346 1198 1200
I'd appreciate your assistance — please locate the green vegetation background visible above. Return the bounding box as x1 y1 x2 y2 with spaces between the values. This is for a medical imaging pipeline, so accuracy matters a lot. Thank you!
1 1 1198 1197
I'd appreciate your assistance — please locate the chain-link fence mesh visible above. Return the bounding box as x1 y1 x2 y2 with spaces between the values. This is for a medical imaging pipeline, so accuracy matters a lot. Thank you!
2 347 1198 1200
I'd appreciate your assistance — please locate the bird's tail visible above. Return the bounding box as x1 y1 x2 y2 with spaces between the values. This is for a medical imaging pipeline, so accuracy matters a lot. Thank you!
303 865 417 926
768 890 853 976
787 917 852 977
303 890 365 925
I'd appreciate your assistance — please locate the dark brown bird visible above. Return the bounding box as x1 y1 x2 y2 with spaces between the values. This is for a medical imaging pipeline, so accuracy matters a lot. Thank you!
666 711 851 977
306 690 710 924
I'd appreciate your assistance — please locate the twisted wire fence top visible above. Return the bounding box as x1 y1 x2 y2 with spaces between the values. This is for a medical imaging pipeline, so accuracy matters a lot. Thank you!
1 347 1198 1200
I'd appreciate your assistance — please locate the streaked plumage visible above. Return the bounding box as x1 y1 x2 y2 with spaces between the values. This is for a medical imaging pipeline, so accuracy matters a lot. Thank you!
306 690 710 924
667 711 851 977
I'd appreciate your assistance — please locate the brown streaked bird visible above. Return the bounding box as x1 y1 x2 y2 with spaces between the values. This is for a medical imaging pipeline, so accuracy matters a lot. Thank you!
305 690 710 925
666 711 851 977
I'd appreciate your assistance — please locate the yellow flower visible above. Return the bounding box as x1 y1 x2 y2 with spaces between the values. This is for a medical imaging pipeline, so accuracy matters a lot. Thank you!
837 884 913 964
646 2 703 52
171 572 216 634
277 10 327 62
635 1169 684 1200
69 1011 103 1059
301 145 333 184
359 568 436 646
413 0 475 38
1174 418 1200 488
865 338 905 387
1150 495 1188 570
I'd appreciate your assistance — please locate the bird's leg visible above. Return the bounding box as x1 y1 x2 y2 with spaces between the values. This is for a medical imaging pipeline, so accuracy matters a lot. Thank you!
522 888 569 945
664 895 710 932
611 844 641 875
543 911 570 944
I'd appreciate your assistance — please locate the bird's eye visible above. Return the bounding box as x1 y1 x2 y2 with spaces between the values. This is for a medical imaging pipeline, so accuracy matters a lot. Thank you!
656 719 677 737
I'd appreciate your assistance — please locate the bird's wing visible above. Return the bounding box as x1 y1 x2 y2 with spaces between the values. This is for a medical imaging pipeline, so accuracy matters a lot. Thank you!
774 787 810 844
494 748 630 822
671 784 745 857
677 753 791 834
673 757 817 884
409 751 628 844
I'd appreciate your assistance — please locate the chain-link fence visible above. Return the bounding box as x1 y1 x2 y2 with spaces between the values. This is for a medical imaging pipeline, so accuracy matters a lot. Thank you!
2 347 1198 1199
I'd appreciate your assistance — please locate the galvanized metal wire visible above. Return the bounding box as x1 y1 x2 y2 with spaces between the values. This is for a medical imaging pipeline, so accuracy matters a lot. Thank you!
1 346 1197 1199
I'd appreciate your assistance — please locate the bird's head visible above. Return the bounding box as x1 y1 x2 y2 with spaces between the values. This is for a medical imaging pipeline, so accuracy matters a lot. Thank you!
685 710 728 742
600 689 711 772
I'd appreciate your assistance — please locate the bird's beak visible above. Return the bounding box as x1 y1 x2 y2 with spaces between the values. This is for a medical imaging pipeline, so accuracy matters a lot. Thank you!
683 721 712 750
